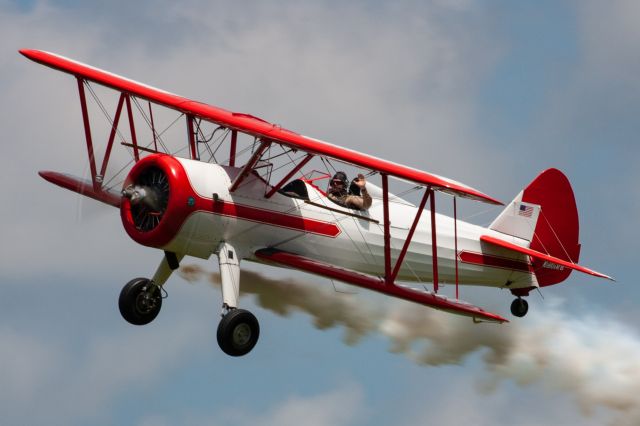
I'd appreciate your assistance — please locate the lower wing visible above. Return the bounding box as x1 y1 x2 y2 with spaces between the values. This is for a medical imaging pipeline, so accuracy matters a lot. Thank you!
254 248 508 323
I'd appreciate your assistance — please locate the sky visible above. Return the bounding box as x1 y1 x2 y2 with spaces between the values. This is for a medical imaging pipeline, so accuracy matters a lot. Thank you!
1 0 639 425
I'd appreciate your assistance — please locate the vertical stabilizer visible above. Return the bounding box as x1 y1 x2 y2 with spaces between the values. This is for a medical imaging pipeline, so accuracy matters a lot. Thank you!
490 169 581 286
490 191 541 242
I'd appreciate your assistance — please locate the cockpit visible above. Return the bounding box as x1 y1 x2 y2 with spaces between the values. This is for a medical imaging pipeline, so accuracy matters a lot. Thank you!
278 179 310 200
278 177 376 212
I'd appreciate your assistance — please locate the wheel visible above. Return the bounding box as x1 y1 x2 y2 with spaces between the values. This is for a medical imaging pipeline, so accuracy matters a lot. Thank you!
217 309 260 357
510 298 529 317
119 278 162 325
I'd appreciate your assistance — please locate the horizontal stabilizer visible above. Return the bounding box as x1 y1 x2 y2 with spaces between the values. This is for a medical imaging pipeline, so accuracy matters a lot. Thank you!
480 235 614 281
39 171 121 208
255 248 508 323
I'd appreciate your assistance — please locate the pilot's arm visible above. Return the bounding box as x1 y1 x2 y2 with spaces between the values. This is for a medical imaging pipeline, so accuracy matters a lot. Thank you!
346 174 372 210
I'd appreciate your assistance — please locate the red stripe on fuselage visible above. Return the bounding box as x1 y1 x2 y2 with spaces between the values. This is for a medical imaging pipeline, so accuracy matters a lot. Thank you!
458 251 533 273
194 196 341 238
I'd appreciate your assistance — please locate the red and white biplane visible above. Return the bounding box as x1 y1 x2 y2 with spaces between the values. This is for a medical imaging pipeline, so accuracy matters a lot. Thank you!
21 49 613 356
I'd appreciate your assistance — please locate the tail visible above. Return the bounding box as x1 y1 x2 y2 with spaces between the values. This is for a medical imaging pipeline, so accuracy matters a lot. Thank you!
490 168 581 286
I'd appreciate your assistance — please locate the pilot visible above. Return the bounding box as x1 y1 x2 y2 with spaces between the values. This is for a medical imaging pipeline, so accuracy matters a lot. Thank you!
327 171 372 210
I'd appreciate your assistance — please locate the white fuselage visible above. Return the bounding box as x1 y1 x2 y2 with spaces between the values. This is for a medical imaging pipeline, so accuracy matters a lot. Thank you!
164 159 537 291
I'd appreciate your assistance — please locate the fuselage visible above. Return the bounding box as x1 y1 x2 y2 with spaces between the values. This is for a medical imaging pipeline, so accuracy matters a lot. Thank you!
135 157 536 291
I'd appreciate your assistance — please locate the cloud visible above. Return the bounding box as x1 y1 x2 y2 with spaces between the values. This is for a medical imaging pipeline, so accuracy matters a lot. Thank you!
242 384 364 426
0 315 210 425
136 383 364 426
576 0 640 87
401 375 609 426
0 326 65 407
180 265 640 425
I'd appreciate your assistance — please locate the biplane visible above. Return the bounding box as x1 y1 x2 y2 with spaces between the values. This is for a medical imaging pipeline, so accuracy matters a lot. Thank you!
21 49 613 356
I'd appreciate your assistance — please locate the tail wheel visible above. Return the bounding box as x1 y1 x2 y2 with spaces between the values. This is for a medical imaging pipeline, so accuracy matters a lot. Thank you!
217 309 260 357
119 278 162 325
510 298 529 318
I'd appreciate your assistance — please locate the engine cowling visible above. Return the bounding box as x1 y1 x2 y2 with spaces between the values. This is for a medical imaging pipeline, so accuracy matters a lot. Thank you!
120 154 197 249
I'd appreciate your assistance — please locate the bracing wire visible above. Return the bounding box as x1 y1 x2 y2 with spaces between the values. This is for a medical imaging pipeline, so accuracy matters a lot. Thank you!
102 111 185 190
85 83 132 158
539 208 576 263
206 128 231 163
131 97 170 153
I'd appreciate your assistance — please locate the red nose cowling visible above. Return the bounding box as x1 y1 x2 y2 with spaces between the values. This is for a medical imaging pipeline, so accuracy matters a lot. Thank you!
120 154 196 249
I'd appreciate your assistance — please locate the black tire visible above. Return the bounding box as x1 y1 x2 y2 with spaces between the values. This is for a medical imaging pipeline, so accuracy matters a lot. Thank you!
217 309 260 357
119 278 162 325
510 298 529 318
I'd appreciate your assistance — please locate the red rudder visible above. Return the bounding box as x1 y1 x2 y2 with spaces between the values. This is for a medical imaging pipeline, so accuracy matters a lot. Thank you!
522 169 581 286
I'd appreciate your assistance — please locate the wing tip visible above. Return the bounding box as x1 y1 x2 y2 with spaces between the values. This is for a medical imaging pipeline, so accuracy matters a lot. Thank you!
587 267 615 282
19 48 40 59
462 189 504 206
463 186 503 206
599 273 616 282
19 49 53 66
483 194 504 206
19 48 33 59
437 180 503 206
474 315 509 324
474 310 509 323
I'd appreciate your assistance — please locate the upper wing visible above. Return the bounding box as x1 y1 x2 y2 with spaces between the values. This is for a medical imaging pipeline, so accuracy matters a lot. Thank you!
20 49 502 205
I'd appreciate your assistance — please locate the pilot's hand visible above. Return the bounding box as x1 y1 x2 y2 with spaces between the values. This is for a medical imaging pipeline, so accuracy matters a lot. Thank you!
355 173 366 188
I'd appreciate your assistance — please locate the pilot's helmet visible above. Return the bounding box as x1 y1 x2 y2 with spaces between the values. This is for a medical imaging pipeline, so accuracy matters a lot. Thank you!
330 171 348 189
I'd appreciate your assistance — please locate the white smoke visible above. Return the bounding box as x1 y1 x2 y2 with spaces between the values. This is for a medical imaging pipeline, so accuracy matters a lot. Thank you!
180 264 377 345
179 265 640 425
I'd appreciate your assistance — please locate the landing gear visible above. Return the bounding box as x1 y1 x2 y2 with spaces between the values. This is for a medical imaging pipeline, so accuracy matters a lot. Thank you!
118 251 183 326
510 297 529 317
217 308 260 356
215 241 260 356
119 278 162 325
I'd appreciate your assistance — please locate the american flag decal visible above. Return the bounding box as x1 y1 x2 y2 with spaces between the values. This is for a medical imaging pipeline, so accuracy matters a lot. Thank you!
518 204 534 218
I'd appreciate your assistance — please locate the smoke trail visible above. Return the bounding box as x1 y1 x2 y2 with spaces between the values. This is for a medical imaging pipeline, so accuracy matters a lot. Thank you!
180 265 378 345
179 265 640 425
380 301 640 426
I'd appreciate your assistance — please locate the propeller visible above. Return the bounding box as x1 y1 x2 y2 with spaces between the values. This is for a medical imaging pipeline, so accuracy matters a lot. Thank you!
122 166 170 232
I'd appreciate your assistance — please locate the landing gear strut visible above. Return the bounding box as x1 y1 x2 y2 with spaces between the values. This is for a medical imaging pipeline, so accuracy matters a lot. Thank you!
510 297 529 317
215 242 260 356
